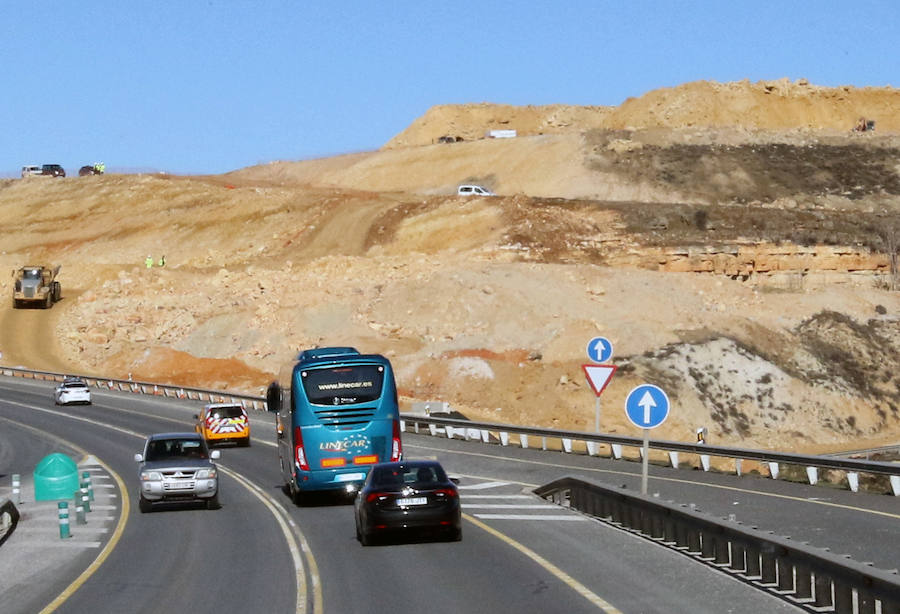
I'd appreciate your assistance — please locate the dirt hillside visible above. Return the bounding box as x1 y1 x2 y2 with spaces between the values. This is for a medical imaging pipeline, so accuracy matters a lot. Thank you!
1 79 899 454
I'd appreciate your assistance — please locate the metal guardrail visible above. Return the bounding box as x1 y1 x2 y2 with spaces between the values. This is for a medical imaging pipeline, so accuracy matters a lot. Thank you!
2 365 898 495
535 477 900 614
0 365 266 412
0 498 19 547
400 414 900 496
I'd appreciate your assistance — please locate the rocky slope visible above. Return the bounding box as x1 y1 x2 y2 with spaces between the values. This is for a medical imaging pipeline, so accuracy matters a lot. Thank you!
1 79 899 453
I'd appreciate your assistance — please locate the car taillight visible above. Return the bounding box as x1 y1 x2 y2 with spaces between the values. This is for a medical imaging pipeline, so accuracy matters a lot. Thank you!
433 488 458 498
366 492 390 503
294 426 309 471
390 419 402 461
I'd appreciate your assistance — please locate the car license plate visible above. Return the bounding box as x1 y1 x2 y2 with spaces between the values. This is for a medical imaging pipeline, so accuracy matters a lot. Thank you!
397 497 427 506
165 480 194 490
336 472 365 482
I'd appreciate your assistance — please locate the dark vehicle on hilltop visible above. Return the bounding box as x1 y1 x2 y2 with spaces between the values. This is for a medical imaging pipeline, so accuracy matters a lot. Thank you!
41 164 65 177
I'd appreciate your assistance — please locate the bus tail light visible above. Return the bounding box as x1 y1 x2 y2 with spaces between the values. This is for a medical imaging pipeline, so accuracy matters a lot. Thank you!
353 455 378 465
294 426 310 471
321 457 346 468
390 419 402 461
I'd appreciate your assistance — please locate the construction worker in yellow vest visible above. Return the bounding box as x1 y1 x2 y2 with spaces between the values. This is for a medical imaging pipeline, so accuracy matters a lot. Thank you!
145 255 153 268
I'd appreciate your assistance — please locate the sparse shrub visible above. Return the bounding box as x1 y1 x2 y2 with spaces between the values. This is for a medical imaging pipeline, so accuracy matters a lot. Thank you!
693 209 708 231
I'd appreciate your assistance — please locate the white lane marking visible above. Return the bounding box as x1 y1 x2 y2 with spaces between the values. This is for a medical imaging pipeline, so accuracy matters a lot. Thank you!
474 514 589 521
458 481 510 490
464 504 558 509
462 495 532 499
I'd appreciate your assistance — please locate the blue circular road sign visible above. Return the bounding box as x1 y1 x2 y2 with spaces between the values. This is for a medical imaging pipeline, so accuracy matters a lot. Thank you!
586 336 613 363
624 384 670 429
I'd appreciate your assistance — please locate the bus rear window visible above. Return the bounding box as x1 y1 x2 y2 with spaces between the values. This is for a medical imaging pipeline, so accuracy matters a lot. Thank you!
302 365 384 405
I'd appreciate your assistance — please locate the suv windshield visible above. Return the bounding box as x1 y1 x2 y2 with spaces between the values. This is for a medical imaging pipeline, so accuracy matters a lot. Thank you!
146 438 208 461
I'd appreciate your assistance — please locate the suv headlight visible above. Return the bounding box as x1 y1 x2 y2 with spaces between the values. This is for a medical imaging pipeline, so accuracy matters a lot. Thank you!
141 471 163 481
195 468 217 479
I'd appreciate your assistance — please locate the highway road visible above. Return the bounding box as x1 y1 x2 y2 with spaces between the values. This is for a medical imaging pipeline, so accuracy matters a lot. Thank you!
1 376 897 613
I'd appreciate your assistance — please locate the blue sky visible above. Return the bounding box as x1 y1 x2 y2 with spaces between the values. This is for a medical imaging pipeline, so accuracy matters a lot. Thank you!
2 1 897 176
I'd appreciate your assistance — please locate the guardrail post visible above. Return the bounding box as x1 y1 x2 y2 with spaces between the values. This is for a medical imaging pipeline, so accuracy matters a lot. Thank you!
777 558 794 592
611 444 622 460
891 475 900 496
668 451 679 468
814 573 833 609
480 430 490 444
519 434 529 449
735 458 742 477
700 454 710 471
586 441 599 456
58 502 71 539
499 432 509 446
12 474 21 504
806 466 818 485
745 545 761 579
730 542 747 573
562 438 572 453
768 462 780 480
858 589 876 614
715 535 730 565
847 472 859 493
794 565 812 600
541 436 547 451
760 544 777 585
833 578 853 613
701 530 716 559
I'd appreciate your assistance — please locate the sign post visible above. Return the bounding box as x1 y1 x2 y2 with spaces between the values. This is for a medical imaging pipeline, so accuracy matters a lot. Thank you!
584 337 615 432
624 384 670 495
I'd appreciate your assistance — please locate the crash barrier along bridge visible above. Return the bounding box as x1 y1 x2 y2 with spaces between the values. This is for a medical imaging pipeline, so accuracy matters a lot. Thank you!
536 476 900 614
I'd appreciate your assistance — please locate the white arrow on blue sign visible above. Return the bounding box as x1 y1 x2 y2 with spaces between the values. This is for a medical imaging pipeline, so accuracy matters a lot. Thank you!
586 336 613 363
624 384 670 429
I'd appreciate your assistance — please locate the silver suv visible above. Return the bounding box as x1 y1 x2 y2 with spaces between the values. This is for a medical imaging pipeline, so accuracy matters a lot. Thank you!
135 432 221 512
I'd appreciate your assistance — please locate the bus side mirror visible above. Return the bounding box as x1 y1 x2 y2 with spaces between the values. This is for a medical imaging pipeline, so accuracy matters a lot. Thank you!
266 381 281 413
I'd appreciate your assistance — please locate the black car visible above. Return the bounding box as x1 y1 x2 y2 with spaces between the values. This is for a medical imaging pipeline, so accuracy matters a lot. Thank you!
354 460 461 545
41 164 65 177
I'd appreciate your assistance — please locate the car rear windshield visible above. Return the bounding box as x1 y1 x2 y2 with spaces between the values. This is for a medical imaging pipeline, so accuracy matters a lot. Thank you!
371 464 448 488
146 438 208 461
302 365 384 405
208 405 244 419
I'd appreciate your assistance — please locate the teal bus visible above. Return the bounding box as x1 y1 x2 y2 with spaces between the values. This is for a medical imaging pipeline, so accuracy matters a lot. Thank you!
267 347 403 503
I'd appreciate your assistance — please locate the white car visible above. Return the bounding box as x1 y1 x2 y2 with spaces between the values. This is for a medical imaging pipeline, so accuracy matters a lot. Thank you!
54 378 92 405
457 184 495 196
21 165 42 178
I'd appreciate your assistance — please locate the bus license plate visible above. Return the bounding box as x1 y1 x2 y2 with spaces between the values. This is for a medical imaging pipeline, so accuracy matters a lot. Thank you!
336 472 365 482
397 497 427 506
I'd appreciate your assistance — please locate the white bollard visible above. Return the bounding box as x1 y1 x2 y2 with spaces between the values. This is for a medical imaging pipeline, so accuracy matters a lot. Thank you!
806 466 818 486
847 472 859 493
668 452 679 469
399 420 406 433
735 459 742 477
12 474 21 504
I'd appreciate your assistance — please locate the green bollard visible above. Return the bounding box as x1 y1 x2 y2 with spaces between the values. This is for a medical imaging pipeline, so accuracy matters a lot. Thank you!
75 498 86 525
81 472 94 502
58 502 71 539
80 487 91 513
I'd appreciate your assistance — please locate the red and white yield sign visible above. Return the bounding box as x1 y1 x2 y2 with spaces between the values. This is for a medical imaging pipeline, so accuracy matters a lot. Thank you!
582 364 617 396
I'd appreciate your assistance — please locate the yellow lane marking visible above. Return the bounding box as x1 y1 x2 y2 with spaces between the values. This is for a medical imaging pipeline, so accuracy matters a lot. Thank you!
464 513 622 613
407 442 900 520
2 401 313 613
